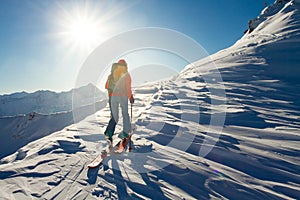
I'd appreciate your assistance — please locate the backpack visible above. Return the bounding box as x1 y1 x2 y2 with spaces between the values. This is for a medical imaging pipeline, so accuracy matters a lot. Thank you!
107 63 128 94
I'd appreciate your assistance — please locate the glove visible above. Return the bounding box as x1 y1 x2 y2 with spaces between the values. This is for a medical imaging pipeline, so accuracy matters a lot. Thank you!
129 95 134 104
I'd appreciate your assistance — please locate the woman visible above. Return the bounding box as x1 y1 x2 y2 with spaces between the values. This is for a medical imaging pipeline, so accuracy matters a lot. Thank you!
104 59 134 146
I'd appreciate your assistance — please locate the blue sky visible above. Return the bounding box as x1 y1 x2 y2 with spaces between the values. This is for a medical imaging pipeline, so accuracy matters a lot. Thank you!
0 0 274 94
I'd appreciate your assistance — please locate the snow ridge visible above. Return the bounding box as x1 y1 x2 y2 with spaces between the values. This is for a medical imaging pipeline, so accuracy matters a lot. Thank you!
247 0 300 35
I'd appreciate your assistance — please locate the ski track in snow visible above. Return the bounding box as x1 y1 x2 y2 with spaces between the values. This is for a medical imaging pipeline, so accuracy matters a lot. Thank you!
1 1 300 199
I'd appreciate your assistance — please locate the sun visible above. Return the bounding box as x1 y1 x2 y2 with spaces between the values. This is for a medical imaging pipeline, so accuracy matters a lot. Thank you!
57 6 105 53
54 1 130 55
66 16 99 48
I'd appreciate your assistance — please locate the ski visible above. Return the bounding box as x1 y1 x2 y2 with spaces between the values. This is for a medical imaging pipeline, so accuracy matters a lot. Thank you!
114 135 132 154
89 122 135 167
87 150 108 169
87 140 121 169
114 123 136 154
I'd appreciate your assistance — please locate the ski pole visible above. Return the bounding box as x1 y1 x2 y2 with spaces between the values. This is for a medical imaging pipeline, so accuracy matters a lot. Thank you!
128 103 133 152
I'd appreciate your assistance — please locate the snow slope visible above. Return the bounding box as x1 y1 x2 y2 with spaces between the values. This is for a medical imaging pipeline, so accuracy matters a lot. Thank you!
0 0 300 199
0 83 107 159
0 98 106 160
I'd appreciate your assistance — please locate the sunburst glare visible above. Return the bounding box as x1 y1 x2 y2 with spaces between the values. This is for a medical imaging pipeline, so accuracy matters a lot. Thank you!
55 2 117 55
67 16 99 47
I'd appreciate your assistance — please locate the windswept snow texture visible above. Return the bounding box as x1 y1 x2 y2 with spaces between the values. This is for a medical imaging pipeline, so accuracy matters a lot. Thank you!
1 0 300 199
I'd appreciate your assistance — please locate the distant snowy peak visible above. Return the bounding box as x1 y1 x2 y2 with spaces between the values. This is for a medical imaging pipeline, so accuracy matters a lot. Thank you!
0 83 105 117
246 0 300 36
1 91 29 99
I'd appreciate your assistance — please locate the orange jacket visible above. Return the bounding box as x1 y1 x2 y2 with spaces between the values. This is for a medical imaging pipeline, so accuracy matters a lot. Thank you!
105 73 132 98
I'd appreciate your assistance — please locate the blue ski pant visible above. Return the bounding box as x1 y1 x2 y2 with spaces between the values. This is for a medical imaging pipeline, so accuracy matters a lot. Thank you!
105 96 130 135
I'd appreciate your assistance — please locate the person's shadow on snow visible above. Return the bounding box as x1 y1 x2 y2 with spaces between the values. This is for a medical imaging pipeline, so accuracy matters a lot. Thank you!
109 143 169 200
87 166 101 184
